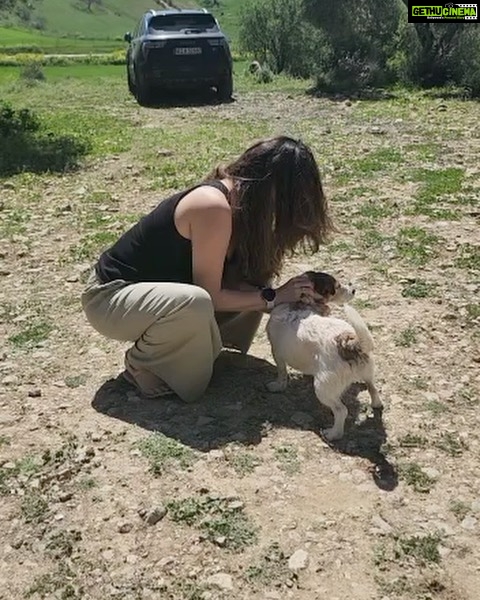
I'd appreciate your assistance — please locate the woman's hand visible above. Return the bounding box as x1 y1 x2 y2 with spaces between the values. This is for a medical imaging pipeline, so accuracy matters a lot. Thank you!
275 274 315 305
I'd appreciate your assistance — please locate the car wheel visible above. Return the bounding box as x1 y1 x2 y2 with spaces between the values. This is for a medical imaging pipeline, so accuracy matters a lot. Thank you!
135 72 153 107
217 75 233 102
127 66 136 96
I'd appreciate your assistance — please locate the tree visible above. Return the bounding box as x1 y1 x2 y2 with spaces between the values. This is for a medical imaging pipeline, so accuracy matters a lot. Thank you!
239 0 318 78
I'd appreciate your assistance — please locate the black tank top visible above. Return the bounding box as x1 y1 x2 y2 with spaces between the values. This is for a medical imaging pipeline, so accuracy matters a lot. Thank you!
95 180 230 284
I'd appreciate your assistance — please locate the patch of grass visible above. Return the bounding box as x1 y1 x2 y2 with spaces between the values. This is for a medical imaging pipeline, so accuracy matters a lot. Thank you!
245 543 290 586
449 500 471 522
400 463 437 493
395 326 418 347
137 433 196 475
399 433 428 449
0 207 30 237
413 167 464 200
21 491 49 522
358 199 394 219
167 494 258 551
401 279 437 299
77 477 97 491
459 386 478 406
395 227 439 265
425 400 449 415
396 533 442 565
69 231 118 262
226 451 262 477
8 320 53 348
434 432 467 457
274 444 300 475
46 529 82 559
64 374 87 389
0 435 11 447
25 564 80 599
351 147 404 177
455 243 480 271
466 303 480 322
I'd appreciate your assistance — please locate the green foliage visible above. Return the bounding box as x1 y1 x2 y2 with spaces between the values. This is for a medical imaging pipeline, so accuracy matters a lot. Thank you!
239 0 318 78
0 100 90 176
19 60 45 82
167 494 258 551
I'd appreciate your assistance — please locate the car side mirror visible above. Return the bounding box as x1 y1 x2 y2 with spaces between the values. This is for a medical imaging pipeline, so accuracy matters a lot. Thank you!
124 32 132 43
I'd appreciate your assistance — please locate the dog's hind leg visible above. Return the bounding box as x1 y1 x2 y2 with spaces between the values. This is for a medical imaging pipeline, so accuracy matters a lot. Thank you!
266 349 288 392
314 377 348 441
366 380 382 408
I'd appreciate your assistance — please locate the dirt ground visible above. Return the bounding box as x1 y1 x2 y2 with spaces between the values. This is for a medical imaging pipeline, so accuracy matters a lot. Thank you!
0 86 479 600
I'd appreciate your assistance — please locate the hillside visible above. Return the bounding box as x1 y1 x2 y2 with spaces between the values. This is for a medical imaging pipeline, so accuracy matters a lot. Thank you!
0 0 238 42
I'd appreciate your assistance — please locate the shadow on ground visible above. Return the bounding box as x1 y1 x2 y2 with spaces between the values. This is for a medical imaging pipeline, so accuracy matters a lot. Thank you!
134 87 235 109
92 351 397 491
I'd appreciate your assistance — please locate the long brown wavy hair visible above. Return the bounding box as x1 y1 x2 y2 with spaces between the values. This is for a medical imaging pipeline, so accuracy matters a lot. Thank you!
206 136 335 285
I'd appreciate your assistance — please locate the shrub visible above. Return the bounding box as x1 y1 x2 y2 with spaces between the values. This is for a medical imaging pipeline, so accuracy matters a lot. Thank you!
19 61 46 83
0 101 91 176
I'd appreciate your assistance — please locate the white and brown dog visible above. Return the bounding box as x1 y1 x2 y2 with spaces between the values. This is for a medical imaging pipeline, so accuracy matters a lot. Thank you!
266 271 382 441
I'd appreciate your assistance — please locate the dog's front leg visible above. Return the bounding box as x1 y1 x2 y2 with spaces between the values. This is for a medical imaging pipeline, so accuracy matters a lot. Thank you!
266 350 288 393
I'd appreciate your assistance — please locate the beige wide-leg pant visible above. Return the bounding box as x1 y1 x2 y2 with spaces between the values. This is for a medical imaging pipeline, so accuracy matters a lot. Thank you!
81 270 262 402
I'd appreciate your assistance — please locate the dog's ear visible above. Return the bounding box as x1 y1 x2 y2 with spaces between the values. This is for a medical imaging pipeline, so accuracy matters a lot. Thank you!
306 271 337 297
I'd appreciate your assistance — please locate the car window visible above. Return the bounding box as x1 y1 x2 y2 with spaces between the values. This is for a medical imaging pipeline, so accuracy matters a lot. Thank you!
148 14 218 33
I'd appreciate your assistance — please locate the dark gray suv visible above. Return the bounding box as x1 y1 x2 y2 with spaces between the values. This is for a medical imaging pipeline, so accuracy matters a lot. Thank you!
124 9 233 105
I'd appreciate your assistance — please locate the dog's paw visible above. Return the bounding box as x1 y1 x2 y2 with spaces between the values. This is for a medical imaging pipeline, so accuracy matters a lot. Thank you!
322 427 344 442
266 380 287 393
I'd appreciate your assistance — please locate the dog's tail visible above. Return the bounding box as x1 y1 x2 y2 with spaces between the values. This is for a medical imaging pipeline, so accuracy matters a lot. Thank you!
343 304 375 353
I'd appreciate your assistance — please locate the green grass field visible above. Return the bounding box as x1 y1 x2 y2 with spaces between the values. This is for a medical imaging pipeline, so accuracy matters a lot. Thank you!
0 0 241 54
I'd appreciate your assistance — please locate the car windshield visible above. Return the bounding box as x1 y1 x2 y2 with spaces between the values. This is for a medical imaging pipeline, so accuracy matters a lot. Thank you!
148 14 218 32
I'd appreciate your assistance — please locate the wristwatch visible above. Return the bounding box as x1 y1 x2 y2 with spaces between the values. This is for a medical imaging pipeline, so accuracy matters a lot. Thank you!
260 286 276 310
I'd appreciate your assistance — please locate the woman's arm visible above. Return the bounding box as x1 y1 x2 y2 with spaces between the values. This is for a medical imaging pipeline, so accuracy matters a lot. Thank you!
186 188 267 312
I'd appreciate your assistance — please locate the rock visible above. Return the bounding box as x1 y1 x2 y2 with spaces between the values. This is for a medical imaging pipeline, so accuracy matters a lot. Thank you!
2 375 19 386
118 522 133 534
461 516 477 531
227 500 244 511
11 538 23 549
422 467 440 479
471 500 480 513
370 515 393 535
27 388 42 398
58 492 73 503
214 536 227 547
206 573 233 591
145 506 167 525
288 549 309 571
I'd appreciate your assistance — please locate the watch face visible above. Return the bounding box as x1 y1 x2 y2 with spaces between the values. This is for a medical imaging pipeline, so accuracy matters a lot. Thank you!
262 287 276 302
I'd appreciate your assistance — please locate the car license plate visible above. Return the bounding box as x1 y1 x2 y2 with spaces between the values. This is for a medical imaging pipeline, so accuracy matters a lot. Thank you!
174 47 202 55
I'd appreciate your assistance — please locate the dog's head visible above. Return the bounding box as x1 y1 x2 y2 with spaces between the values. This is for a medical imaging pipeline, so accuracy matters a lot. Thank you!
305 271 356 305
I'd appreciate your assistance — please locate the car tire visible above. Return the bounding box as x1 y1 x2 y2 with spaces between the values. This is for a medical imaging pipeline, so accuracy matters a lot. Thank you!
127 66 136 96
135 72 153 107
217 75 233 102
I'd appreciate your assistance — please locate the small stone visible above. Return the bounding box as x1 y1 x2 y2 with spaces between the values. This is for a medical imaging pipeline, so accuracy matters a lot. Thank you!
227 500 244 511
118 522 133 534
422 467 440 479
126 554 139 564
66 275 79 283
288 549 309 571
471 500 480 512
59 492 73 503
214 536 227 547
11 538 23 549
91 433 102 442
2 375 19 386
145 505 167 525
206 573 233 591
461 516 477 531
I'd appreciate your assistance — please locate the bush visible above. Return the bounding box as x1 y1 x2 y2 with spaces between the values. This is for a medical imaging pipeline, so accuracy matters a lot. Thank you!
239 0 316 78
19 61 46 83
0 101 91 176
